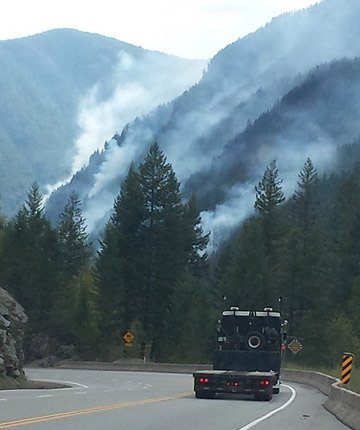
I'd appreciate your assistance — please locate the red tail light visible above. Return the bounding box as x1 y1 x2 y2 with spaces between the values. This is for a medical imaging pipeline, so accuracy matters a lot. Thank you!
199 377 209 384
260 379 271 387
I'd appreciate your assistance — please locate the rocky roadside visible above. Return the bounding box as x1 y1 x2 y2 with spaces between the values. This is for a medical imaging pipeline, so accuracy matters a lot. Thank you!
0 286 27 384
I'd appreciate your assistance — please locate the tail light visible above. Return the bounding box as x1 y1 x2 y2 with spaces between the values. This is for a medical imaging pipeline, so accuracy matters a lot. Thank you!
260 379 271 387
226 381 240 387
199 377 209 384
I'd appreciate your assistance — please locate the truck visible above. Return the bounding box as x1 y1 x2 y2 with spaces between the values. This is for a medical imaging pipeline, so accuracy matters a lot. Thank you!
193 307 285 401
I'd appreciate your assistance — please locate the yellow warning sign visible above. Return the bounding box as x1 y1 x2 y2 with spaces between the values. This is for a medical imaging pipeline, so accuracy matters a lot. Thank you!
123 331 135 344
288 338 303 355
341 352 355 384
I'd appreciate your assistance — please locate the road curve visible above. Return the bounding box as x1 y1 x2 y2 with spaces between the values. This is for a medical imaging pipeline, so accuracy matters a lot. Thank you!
0 368 350 430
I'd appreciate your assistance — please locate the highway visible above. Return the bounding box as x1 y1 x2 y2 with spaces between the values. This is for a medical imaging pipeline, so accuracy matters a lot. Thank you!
0 368 349 430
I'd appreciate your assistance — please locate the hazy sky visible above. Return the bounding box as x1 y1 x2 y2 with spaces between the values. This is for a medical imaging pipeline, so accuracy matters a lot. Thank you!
1 0 320 58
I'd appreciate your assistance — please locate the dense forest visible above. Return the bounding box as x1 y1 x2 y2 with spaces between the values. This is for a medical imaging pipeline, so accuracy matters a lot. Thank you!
0 142 359 367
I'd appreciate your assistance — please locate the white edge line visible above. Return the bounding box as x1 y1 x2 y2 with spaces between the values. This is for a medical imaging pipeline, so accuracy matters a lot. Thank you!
237 384 297 430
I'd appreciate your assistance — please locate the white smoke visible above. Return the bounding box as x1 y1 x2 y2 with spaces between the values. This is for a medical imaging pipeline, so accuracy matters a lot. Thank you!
202 136 338 253
44 50 205 200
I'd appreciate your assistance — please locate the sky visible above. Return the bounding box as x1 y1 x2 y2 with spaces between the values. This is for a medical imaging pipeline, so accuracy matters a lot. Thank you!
1 0 320 59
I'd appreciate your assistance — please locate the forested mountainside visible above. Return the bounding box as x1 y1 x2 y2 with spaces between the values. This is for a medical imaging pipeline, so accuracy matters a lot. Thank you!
1 140 360 368
188 58 360 237
0 29 204 214
46 0 360 238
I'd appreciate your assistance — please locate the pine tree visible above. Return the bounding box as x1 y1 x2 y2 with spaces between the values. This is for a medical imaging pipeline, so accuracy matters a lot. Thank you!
58 192 89 279
138 143 186 360
183 194 209 276
112 163 146 326
0 183 59 329
286 159 326 328
255 160 285 253
254 161 285 300
96 222 125 358
97 145 210 361
225 217 269 307
52 192 91 344
293 158 318 233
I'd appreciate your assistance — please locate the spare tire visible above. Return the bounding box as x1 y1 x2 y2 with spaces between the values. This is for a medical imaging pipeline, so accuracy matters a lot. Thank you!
246 331 265 350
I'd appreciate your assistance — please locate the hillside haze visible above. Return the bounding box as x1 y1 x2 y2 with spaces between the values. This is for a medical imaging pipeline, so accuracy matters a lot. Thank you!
0 29 205 214
46 0 360 244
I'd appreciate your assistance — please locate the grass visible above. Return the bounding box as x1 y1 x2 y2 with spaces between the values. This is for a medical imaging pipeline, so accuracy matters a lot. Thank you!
284 361 360 394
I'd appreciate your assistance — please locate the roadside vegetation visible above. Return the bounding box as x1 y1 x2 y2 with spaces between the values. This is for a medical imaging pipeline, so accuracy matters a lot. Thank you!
0 142 360 372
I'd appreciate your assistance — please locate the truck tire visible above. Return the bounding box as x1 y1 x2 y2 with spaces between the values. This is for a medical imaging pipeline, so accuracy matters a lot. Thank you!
246 331 265 350
195 391 215 399
273 387 280 394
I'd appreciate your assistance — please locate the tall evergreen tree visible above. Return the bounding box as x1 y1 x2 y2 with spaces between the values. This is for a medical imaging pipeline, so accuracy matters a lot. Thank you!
183 194 209 277
58 192 89 279
254 161 285 301
96 222 125 358
0 183 59 329
52 192 91 344
225 217 269 307
255 160 285 254
112 163 146 326
138 143 186 360
286 159 326 328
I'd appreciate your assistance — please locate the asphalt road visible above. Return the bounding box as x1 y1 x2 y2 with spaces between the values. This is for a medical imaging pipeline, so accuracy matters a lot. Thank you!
0 368 350 430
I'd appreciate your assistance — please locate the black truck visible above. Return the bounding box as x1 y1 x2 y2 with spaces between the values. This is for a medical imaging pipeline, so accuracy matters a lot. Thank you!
193 307 285 401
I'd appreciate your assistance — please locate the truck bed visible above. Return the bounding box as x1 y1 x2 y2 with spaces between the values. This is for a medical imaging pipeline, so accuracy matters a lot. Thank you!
193 369 278 401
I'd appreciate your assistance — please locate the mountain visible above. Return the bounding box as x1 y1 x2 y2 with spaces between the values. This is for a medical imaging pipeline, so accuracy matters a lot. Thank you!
46 0 360 242
0 29 205 214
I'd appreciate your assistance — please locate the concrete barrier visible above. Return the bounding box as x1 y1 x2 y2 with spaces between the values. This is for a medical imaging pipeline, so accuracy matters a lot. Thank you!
324 382 360 430
282 369 360 430
282 369 337 396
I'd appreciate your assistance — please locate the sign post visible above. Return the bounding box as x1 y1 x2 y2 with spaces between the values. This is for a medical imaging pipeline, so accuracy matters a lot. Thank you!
341 352 355 384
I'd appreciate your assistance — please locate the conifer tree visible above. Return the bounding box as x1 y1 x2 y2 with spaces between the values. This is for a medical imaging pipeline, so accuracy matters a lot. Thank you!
286 159 324 327
52 192 91 343
183 194 209 276
96 222 125 357
0 182 59 329
255 160 285 253
112 163 146 325
138 143 185 359
254 161 285 301
58 192 89 279
225 217 268 307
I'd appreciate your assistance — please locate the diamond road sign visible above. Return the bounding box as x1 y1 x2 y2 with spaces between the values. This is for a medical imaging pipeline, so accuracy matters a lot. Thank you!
123 331 135 344
288 338 303 354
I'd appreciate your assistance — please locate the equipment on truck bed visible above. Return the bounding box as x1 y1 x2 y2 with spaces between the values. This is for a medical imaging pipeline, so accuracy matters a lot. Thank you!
193 306 286 401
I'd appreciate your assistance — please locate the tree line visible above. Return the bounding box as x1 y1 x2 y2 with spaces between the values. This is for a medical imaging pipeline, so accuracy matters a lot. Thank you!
0 142 359 366
215 156 360 366
0 143 212 363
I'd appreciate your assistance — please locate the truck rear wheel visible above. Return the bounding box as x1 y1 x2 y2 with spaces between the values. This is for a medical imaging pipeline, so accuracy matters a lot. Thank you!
273 387 280 394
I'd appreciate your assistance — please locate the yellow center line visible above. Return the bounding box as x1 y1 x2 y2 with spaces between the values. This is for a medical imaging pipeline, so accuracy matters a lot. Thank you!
0 392 192 429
